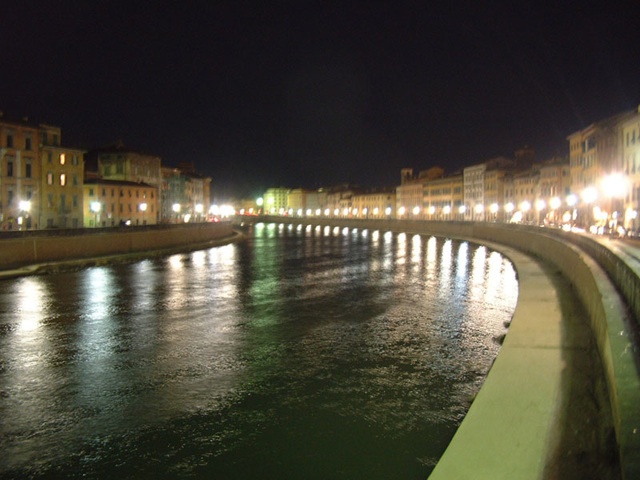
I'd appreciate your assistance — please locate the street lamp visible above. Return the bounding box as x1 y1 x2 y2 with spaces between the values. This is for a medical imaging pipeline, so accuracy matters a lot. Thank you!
90 201 101 228
172 203 181 223
602 173 628 233
18 200 31 230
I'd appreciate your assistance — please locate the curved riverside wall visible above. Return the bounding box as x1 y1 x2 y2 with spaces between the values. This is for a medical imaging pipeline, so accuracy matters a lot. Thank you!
247 215 640 479
0 222 235 270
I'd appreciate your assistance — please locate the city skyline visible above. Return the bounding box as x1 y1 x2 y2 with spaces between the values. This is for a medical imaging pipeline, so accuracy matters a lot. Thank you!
1 2 638 198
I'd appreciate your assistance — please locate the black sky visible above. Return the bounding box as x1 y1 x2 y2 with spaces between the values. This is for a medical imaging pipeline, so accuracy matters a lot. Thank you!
1 1 638 199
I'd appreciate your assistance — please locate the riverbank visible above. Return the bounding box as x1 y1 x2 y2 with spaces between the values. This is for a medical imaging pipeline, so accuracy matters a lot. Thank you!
0 223 243 280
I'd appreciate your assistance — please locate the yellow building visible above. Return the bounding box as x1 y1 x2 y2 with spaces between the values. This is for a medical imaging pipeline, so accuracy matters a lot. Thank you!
395 168 444 218
263 187 290 214
89 143 162 222
351 190 395 218
424 174 463 220
40 142 86 229
83 179 158 227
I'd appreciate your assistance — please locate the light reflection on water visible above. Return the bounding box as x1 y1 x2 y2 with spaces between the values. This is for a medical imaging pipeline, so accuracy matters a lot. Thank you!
0 223 517 479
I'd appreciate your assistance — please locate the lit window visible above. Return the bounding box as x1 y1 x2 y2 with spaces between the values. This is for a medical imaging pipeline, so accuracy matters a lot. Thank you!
47 172 53 185
60 153 66 165
60 173 67 186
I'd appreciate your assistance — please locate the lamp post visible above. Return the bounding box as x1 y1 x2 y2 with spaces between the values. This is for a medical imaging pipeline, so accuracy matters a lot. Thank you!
90 201 101 228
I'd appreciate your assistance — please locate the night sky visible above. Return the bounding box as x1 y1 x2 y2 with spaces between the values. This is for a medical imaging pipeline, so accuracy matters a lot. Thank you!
1 1 638 199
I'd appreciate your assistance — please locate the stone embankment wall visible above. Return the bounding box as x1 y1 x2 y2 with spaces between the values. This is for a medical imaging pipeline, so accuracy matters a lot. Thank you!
240 215 639 479
0 222 235 270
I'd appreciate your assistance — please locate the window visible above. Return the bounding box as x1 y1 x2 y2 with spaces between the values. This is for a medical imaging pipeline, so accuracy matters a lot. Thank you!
6 134 13 148
61 194 66 207
73 195 78 207
48 152 53 163
7 161 14 177
102 188 106 196
60 153 66 165
7 190 14 206
47 172 54 185
25 163 32 178
52 134 59 145
60 173 67 186
47 193 53 208
25 137 32 150
89 188 95 196
73 175 78 186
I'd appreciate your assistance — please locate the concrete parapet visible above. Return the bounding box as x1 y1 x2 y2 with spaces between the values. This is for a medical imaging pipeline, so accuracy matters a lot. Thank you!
0 222 236 272
243 216 639 478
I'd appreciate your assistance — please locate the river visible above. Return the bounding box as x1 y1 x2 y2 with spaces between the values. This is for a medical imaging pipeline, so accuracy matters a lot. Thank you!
0 222 518 479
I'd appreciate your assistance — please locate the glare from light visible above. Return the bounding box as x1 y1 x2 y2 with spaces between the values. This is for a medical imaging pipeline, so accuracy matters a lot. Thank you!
373 207 379 215
172 203 181 213
385 207 392 216
90 201 101 213
298 209 304 216
334 208 340 216
459 205 466 214
220 204 235 217
511 211 523 223
210 204 220 215
363 207 368 215
474 204 484 214
428 206 436 215
520 201 531 212
550 197 561 210
195 203 203 213
19 200 31 212
566 194 577 207
582 187 597 204
398 206 406 216
256 197 264 206
490 203 499 214
139 202 148 212
505 202 515 213
306 209 312 216
443 205 451 214
412 206 420 215
184 214 191 222
602 173 627 198
535 199 546 211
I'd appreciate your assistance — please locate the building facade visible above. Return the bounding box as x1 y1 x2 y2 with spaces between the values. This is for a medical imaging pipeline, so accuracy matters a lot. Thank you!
40 144 85 229
83 179 158 227
622 107 640 232
1 115 85 230
263 188 290 214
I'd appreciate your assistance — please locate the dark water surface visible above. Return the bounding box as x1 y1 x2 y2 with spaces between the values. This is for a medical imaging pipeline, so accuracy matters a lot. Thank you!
0 223 518 479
